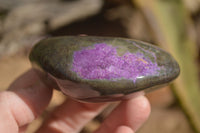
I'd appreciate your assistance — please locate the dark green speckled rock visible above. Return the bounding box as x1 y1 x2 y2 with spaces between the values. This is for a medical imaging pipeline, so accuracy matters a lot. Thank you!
29 36 180 102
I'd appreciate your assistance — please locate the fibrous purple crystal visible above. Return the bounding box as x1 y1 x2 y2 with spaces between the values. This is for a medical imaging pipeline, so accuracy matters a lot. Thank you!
72 43 161 82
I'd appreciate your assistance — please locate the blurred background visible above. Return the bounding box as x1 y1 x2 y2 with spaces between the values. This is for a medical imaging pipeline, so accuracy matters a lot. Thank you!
0 0 200 132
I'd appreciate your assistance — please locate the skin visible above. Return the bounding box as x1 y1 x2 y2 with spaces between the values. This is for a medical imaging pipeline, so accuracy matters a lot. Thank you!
0 69 151 133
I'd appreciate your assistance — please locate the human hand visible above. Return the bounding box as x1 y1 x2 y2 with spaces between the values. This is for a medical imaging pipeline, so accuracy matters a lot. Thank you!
0 69 150 133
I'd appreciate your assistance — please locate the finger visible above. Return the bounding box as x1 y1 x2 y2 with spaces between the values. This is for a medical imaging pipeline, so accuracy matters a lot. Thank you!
37 99 108 133
94 96 151 133
114 126 134 133
0 69 53 132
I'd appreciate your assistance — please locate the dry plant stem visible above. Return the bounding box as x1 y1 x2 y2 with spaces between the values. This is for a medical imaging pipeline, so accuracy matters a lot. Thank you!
134 0 200 132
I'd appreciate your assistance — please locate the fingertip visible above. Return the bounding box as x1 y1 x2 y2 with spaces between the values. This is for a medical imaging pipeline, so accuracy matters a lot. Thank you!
94 95 151 133
122 95 151 131
115 126 134 133
126 95 151 121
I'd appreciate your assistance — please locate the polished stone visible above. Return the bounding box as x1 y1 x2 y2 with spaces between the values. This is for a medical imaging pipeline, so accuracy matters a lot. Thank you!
29 36 180 102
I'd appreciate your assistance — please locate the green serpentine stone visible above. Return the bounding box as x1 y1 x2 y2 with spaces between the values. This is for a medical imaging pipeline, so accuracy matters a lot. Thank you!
29 36 180 102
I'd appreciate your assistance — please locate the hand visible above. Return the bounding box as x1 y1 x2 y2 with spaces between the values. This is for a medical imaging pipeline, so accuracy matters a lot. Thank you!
0 69 150 133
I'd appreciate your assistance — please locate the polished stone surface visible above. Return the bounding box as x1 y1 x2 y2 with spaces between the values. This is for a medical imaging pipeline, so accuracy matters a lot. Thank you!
29 36 180 102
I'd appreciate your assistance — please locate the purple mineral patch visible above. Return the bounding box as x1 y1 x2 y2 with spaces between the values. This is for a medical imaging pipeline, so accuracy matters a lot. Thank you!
72 43 160 82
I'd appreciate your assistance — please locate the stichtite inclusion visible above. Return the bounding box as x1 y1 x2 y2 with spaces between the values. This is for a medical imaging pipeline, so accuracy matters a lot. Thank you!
72 43 162 82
